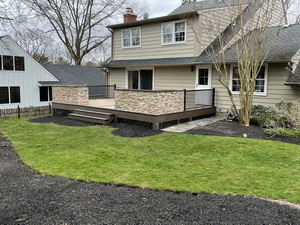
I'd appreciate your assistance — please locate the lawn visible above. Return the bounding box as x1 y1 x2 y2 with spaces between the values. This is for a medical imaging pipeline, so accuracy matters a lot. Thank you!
1 118 300 203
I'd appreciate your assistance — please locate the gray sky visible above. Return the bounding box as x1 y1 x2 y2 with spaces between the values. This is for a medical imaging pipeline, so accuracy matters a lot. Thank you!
147 0 182 17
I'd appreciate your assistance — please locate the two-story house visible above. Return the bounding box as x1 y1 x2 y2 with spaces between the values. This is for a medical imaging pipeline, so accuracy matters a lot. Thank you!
103 0 300 115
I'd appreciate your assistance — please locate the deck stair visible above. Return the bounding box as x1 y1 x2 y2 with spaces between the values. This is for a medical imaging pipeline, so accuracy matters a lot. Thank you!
68 109 115 125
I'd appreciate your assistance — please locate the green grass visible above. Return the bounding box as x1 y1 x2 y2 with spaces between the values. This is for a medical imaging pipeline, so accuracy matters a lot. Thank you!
1 118 300 203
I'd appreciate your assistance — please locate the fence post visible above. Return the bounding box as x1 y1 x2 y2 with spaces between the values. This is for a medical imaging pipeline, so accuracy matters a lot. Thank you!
49 103 52 115
17 105 20 119
212 88 215 107
183 89 186 111
114 84 116 90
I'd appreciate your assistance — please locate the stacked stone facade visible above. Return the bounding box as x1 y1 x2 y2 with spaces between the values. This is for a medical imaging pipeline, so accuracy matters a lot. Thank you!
52 86 89 105
115 89 184 115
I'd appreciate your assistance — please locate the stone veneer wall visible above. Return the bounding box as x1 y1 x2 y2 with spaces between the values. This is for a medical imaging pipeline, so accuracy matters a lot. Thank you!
52 86 89 105
115 89 184 115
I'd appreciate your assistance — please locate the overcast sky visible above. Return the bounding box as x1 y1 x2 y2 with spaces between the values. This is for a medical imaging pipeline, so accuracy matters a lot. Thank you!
147 0 182 17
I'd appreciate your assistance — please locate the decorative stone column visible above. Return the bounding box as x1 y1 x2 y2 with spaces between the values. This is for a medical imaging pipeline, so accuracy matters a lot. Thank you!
52 85 89 105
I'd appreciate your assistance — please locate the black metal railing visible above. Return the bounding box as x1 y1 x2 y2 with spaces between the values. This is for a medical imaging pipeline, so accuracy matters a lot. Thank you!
88 85 116 100
184 88 215 111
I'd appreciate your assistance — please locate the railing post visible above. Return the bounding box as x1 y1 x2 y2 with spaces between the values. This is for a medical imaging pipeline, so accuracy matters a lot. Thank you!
212 88 215 107
114 84 116 90
183 89 186 111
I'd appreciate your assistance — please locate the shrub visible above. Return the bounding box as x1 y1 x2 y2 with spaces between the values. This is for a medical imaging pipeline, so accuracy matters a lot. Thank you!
266 128 300 138
252 100 300 138
251 105 288 128
275 99 300 130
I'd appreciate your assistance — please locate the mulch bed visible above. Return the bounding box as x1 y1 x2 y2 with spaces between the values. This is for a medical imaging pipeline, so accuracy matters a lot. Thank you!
186 120 300 145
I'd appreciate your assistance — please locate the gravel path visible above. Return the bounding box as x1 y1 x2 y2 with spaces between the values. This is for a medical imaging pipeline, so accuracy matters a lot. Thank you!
1 118 300 224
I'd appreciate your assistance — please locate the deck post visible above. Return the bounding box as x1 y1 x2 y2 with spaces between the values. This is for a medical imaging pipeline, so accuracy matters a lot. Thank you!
152 122 160 130
183 89 186 111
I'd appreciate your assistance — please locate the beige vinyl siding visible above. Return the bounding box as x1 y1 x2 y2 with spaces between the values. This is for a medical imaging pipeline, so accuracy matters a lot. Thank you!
112 18 196 60
109 68 126 89
196 5 246 54
154 66 196 90
212 63 300 114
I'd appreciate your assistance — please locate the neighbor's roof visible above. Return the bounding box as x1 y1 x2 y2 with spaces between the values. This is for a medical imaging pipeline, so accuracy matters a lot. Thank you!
40 64 104 86
199 24 300 63
169 0 252 15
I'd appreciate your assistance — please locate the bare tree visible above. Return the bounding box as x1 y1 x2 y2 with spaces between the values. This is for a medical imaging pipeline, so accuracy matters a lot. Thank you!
188 0 288 126
20 0 128 65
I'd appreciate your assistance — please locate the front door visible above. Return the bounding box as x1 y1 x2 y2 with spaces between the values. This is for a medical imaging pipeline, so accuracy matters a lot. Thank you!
195 66 212 105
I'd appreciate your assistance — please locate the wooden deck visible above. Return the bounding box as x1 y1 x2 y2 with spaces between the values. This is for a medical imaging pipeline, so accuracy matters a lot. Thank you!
52 101 216 130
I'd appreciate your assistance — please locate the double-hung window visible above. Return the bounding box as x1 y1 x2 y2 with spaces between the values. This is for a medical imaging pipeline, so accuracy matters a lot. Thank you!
162 21 186 45
122 27 141 48
231 65 268 96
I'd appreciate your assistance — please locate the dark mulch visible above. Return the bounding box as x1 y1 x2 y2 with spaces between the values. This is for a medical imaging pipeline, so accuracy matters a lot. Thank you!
1 134 300 224
29 116 163 137
187 120 300 145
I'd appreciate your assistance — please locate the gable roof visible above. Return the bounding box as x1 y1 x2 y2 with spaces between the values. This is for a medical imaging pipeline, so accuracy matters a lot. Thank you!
41 64 104 86
199 24 300 63
169 0 252 15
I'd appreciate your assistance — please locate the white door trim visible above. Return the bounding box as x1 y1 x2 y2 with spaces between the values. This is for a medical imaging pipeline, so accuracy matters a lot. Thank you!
195 65 212 90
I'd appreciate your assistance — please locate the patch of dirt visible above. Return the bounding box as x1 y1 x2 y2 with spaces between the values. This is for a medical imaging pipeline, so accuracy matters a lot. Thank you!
110 123 162 137
187 120 300 145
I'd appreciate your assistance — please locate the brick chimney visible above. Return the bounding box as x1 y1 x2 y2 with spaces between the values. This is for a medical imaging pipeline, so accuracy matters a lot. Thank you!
123 7 137 23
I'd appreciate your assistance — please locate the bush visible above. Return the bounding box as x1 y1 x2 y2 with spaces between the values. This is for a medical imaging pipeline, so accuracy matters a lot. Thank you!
251 105 288 128
252 100 300 138
266 128 300 138
275 99 300 130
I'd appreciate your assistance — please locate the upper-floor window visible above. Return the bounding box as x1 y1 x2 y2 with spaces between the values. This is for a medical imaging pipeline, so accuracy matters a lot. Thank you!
0 55 25 71
162 21 186 45
231 65 268 96
122 27 141 48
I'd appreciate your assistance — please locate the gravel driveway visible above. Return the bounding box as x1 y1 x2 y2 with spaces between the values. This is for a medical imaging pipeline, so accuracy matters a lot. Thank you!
1 132 300 224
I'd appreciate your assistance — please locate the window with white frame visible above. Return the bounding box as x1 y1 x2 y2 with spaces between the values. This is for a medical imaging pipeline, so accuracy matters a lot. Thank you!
231 65 267 95
162 21 186 45
122 27 141 48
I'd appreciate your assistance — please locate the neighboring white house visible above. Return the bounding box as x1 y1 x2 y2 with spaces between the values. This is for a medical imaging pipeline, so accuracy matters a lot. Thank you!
0 36 59 109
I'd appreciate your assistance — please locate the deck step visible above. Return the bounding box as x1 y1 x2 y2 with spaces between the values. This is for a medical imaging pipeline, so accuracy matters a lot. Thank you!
69 113 113 125
73 109 114 117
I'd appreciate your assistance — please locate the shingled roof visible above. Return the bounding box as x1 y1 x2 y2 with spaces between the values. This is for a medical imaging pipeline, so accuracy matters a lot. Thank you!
199 24 300 63
41 64 104 86
285 64 300 87
169 0 252 15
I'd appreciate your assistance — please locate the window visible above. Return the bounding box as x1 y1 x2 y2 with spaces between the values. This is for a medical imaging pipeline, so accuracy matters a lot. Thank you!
198 69 209 85
3 55 13 70
0 86 21 104
0 55 25 71
231 65 267 95
162 21 186 45
10 87 20 103
122 27 141 48
15 57 25 71
40 87 52 102
0 87 9 104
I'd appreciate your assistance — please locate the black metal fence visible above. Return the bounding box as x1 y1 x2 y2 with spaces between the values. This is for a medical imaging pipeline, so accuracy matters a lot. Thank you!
184 88 215 111
88 85 116 100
